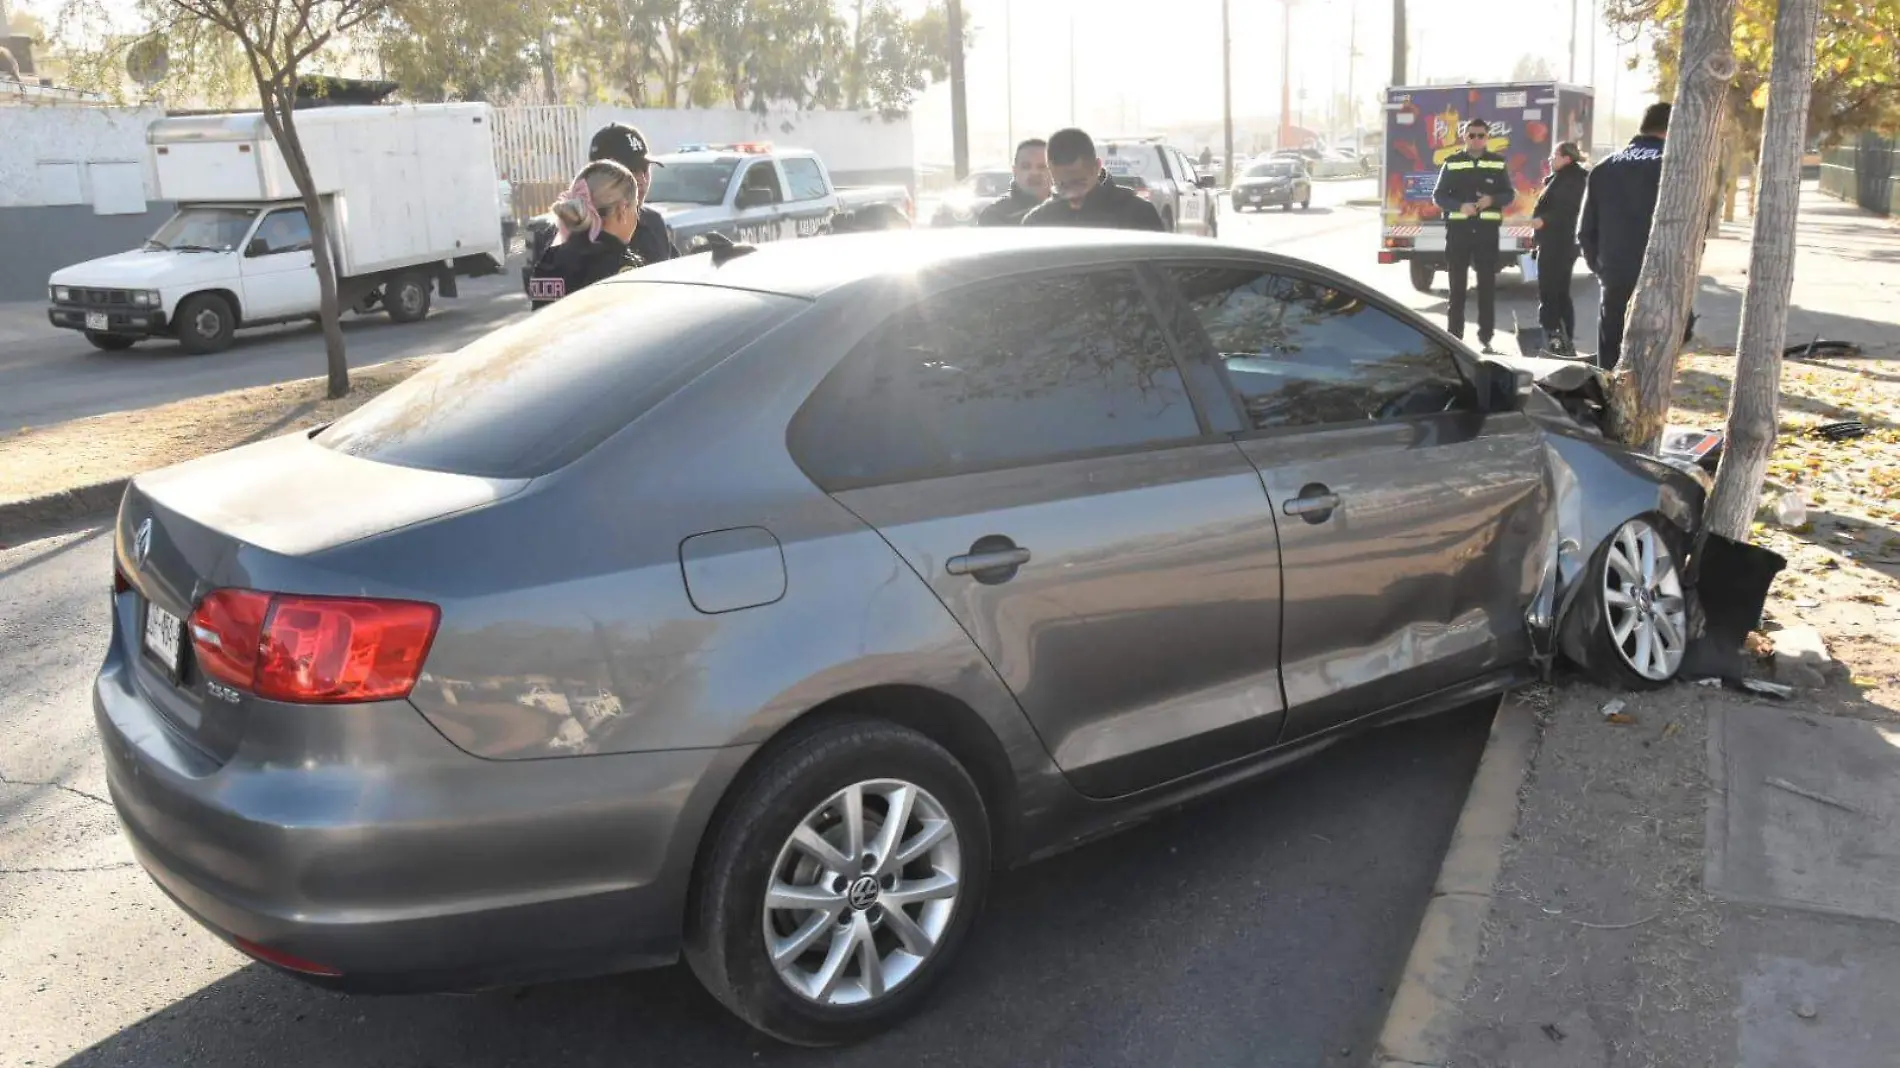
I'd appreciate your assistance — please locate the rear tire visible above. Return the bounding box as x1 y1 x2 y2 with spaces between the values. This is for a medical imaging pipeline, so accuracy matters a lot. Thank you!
386 273 432 324
174 293 236 355
85 332 136 351
1409 261 1436 293
1160 210 1175 233
686 719 991 1046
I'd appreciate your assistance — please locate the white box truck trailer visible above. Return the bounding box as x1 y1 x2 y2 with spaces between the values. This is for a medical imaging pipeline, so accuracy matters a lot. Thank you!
47 103 505 354
1378 82 1593 292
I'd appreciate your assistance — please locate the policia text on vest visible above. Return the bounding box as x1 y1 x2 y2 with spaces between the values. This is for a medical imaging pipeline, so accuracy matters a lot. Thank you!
1430 122 1516 350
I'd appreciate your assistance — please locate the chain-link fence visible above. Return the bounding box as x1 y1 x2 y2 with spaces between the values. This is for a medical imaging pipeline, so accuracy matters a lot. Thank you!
1820 132 1897 216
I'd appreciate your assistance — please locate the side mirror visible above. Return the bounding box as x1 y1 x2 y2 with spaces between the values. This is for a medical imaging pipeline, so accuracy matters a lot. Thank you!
246 237 269 257
1197 175 1217 190
1476 358 1535 412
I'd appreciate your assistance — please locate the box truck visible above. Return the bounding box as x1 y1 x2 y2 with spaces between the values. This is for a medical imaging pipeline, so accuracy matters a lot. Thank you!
1377 82 1593 292
47 104 505 354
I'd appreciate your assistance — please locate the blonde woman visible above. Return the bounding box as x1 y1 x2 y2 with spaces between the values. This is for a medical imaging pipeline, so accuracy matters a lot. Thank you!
525 161 646 311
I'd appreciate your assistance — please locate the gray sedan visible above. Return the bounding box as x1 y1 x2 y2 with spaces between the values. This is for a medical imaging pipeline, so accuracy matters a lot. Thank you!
98 230 1705 1046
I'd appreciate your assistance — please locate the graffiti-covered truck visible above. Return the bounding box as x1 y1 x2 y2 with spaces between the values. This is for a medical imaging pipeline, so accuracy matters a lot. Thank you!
1379 82 1593 292
646 143 912 251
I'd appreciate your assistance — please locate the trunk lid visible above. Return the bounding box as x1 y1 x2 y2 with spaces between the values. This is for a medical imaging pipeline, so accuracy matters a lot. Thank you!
115 432 525 761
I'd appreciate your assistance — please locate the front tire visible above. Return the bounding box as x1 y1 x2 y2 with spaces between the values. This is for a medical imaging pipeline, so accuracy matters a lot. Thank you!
1584 516 1688 690
85 332 136 351
686 720 992 1046
174 293 236 354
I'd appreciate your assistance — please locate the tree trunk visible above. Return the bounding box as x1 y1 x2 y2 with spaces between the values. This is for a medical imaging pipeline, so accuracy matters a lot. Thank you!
260 83 350 400
539 31 558 103
1703 0 1818 540
1603 0 1737 452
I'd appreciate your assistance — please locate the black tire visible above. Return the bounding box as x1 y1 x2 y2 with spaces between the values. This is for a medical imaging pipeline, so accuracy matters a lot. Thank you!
1300 195 1311 210
1409 261 1436 293
385 273 432 323
685 719 992 1046
1160 210 1175 233
174 293 236 354
1280 201 1292 212
85 332 136 351
1580 516 1689 691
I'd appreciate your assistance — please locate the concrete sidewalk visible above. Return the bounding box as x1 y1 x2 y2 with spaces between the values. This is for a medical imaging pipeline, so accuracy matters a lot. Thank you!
0 300 56 349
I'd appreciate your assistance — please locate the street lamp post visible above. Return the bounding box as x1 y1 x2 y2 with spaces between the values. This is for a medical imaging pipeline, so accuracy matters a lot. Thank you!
1222 0 1234 186
1005 0 1014 157
949 0 969 180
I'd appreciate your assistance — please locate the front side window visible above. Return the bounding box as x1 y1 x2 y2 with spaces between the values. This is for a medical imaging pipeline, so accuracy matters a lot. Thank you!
790 269 1201 489
646 161 740 206
739 162 784 205
250 209 311 256
151 207 258 253
782 157 829 202
1168 266 1474 429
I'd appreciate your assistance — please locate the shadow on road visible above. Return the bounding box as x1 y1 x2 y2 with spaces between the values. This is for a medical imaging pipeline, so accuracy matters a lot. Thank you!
58 704 1495 1068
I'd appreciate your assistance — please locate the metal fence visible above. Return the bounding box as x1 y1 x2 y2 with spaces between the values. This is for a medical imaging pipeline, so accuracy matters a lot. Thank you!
1820 132 1897 216
491 105 588 224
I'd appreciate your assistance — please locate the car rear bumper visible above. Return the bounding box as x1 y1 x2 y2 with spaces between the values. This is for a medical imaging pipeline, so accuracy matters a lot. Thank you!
95 648 751 993
49 304 168 337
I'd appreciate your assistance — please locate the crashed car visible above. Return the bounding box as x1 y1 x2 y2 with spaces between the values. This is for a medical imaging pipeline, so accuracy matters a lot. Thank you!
100 230 1718 1047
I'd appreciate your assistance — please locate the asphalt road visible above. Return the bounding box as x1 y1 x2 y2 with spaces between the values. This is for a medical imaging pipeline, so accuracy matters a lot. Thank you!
0 520 1494 1068
0 269 529 430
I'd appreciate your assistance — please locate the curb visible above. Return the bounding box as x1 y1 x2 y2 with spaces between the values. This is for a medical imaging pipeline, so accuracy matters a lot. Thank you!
1346 197 1383 207
0 479 127 545
1370 696 1540 1068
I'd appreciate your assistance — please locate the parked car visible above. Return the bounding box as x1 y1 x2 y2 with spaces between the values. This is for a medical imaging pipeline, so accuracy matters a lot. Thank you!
1312 148 1371 178
100 229 1713 1048
930 168 1014 227
1232 157 1313 211
1098 136 1219 236
647 143 913 253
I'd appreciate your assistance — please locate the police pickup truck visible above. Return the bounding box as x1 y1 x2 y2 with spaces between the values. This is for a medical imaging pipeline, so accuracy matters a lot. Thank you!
648 143 913 251
1099 136 1219 238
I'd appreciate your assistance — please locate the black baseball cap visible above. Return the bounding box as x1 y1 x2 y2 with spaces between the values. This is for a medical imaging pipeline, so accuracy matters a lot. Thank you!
589 123 665 171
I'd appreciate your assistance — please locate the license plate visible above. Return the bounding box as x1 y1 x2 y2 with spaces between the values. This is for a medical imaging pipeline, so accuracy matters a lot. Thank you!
86 312 109 331
143 601 184 678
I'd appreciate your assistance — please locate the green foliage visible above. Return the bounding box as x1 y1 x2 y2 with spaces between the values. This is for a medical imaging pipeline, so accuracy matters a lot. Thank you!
1608 0 1900 139
369 0 540 102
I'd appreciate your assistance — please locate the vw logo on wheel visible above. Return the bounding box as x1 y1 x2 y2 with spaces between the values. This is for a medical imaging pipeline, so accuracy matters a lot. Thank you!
846 874 880 911
133 518 154 568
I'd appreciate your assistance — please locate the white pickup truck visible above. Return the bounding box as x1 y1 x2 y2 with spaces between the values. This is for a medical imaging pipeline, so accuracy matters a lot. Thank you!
646 143 913 251
47 103 505 354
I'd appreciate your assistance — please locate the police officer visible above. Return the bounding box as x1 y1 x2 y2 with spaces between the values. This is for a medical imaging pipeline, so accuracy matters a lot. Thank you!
1431 118 1515 352
523 123 674 296
1531 141 1589 356
1579 102 1669 370
977 138 1052 227
525 162 645 312
1022 128 1166 231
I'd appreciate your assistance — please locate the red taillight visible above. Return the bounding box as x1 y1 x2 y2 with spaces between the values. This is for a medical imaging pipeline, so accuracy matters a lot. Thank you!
1378 251 1398 264
188 590 438 704
190 589 271 689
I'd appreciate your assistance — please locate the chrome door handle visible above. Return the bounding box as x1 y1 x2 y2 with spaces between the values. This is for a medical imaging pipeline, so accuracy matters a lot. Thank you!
946 548 1032 576
1282 494 1340 516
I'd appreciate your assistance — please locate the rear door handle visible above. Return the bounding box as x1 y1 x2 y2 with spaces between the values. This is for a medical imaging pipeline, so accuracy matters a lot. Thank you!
947 547 1032 577
1282 494 1340 516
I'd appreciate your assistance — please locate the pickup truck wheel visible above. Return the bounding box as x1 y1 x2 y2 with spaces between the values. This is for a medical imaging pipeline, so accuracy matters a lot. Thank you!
1409 261 1437 293
174 294 236 355
85 332 136 352
386 274 432 324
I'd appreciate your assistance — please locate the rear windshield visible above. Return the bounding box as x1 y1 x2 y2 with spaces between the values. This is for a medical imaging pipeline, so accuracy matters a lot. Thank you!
1248 162 1296 177
315 281 799 478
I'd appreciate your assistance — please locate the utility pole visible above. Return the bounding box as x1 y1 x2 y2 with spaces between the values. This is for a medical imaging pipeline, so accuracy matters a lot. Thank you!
1346 0 1358 142
1568 0 1579 81
1279 0 1294 147
1391 0 1406 88
1589 0 1598 87
1068 16 1077 124
949 0 969 179
1222 0 1235 186
1005 0 1014 157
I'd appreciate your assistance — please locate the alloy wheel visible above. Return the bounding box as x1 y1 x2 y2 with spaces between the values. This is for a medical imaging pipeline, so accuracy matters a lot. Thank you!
1602 518 1687 681
763 779 961 1007
193 308 222 338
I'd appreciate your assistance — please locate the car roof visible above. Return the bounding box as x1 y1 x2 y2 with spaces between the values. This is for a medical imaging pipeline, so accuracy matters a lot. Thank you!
605 229 1320 301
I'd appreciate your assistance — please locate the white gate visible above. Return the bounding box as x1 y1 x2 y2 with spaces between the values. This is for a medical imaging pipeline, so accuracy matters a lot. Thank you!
492 105 587 223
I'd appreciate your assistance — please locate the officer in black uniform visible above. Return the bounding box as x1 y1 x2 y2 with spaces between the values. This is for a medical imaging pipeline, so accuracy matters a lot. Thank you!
523 123 674 296
977 138 1052 227
1579 102 1669 370
1022 128 1166 231
1431 117 1516 352
525 161 645 312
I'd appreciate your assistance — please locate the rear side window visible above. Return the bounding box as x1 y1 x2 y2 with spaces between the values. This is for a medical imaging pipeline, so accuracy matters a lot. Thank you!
790 269 1201 489
782 157 829 202
317 282 798 478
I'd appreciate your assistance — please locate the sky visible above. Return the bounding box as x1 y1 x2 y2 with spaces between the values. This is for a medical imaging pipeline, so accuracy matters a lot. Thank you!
909 0 1664 165
14 0 1662 163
